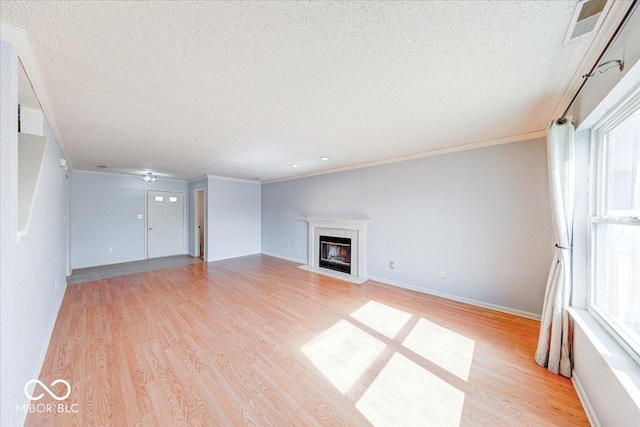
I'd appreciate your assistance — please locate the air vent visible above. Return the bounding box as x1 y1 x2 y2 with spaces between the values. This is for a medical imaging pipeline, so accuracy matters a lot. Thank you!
564 0 611 43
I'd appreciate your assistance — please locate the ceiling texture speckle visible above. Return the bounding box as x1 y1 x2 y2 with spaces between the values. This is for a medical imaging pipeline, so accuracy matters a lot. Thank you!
1 1 598 181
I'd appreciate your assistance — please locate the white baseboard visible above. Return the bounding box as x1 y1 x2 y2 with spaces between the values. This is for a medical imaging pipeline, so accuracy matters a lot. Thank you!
71 257 147 270
572 370 600 427
16 283 66 427
260 251 307 264
207 252 262 262
71 251 198 270
258 254 540 320
366 274 541 321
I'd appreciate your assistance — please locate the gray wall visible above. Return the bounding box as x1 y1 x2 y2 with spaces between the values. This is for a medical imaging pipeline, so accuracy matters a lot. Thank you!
71 173 261 268
70 172 189 268
0 37 18 427
1 39 70 426
207 176 262 261
262 139 554 316
573 311 640 425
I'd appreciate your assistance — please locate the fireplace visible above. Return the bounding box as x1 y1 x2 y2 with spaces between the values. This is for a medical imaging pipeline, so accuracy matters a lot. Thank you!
319 236 352 274
305 219 368 278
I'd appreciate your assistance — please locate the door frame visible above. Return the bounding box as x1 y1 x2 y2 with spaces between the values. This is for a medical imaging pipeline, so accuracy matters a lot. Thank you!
145 189 187 259
193 188 206 260
65 173 71 276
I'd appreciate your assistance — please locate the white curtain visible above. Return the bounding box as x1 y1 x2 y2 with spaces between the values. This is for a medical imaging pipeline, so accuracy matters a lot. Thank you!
535 119 575 378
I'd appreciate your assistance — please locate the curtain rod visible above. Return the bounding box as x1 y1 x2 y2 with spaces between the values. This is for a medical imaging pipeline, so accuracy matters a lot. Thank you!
556 0 639 125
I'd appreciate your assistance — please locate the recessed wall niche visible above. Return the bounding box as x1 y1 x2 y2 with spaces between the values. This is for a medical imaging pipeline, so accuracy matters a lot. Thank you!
17 60 47 238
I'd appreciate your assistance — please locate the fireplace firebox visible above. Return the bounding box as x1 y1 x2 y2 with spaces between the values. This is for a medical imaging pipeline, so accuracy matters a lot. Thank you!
319 236 352 274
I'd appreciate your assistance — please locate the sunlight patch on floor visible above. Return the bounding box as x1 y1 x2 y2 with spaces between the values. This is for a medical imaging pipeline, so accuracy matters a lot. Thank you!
301 319 386 393
402 318 476 381
350 300 413 338
356 353 465 427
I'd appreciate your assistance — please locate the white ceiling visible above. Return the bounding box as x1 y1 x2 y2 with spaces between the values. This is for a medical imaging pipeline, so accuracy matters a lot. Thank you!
1 1 599 181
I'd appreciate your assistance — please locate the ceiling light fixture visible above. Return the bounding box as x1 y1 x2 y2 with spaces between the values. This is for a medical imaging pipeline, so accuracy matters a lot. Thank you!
291 164 299 168
142 172 158 182
320 156 329 161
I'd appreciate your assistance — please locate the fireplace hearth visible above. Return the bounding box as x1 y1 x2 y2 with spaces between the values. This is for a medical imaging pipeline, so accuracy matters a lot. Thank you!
319 235 352 274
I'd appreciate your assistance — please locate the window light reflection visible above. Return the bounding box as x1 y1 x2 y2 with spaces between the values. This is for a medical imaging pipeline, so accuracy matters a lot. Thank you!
301 319 386 393
402 318 475 381
350 300 413 338
356 353 465 427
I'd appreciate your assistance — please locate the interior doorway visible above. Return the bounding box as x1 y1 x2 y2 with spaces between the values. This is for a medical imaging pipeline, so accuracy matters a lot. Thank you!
147 190 185 259
194 189 205 259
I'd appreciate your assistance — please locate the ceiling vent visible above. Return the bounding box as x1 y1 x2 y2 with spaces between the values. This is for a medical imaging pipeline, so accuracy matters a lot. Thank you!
564 0 611 43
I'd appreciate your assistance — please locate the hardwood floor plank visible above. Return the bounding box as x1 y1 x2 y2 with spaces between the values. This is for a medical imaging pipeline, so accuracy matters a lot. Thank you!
26 254 587 426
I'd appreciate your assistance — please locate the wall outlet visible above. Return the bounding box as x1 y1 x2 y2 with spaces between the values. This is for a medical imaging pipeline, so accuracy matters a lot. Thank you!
137 214 144 219
108 247 113 252
440 270 446 278
390 261 395 269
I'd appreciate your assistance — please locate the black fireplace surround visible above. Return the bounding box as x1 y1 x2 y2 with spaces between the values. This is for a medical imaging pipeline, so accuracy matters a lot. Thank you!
319 235 352 274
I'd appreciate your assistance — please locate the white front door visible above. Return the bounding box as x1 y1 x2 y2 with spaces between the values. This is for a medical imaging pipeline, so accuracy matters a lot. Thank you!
147 191 185 258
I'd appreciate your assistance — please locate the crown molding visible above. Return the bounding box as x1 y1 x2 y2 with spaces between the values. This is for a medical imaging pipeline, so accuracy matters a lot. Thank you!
73 171 260 185
188 175 208 183
1 21 73 169
72 169 188 183
550 0 634 122
206 174 262 185
263 129 546 184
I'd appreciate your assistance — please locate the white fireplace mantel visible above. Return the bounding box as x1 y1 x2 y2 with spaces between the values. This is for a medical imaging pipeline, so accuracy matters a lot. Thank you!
304 218 369 278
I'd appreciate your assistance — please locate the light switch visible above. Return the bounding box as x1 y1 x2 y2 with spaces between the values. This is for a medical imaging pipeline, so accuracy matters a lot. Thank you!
137 214 144 219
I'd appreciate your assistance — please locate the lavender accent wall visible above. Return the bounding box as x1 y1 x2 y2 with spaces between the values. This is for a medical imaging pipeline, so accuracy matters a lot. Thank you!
262 138 554 316
206 176 261 261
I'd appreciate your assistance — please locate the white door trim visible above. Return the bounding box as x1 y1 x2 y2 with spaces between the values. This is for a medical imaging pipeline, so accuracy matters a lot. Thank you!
193 188 206 259
145 189 187 259
65 174 71 276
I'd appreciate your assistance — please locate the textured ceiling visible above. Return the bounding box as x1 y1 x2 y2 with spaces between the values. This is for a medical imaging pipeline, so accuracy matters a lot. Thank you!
1 1 597 181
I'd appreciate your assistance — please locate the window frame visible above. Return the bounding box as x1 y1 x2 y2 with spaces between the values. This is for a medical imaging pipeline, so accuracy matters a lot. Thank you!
588 86 640 364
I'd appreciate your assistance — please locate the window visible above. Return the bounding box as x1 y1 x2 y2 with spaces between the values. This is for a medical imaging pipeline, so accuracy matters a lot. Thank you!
169 196 178 202
154 196 164 202
590 88 640 359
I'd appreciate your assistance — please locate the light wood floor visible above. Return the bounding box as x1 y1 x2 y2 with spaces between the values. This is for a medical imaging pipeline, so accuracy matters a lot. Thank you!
28 255 588 426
